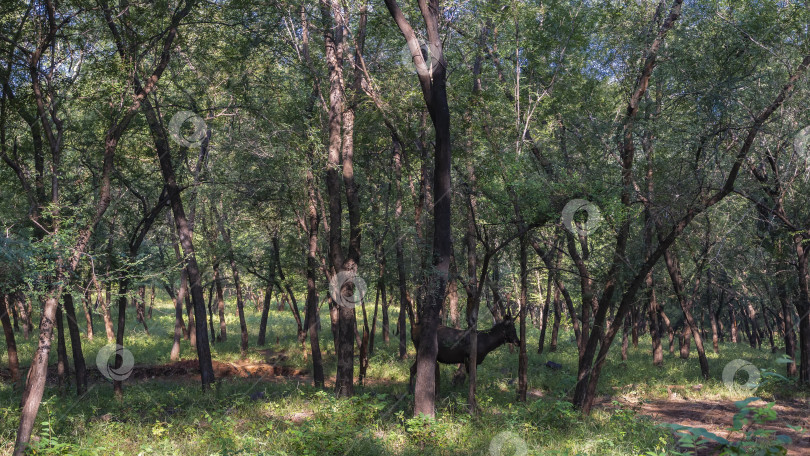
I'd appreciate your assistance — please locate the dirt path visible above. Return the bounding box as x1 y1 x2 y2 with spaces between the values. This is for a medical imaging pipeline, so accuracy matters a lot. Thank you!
598 395 809 455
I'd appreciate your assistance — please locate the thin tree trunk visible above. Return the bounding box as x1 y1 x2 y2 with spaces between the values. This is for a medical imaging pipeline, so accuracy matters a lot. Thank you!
517 235 528 401
1 295 20 385
142 95 214 390
215 263 227 342
679 323 691 359
207 281 216 342
778 282 798 377
114 280 128 397
550 290 561 351
214 202 249 355
63 293 87 395
303 152 325 386
82 274 94 340
621 313 630 361
135 285 149 334
661 248 710 379
56 304 69 392
13 292 31 339
537 271 551 354
730 301 738 343
257 274 272 346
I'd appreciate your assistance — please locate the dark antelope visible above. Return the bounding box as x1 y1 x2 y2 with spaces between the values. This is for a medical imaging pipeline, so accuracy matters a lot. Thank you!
409 314 521 392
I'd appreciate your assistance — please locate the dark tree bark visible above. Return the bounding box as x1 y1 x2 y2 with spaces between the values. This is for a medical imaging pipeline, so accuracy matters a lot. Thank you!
56 304 69 392
661 248 710 379
778 282 798 377
135 285 149 335
140 95 214 390
393 139 409 360
214 202 249 355
621 313 630 361
207 281 216 342
62 293 87 395
1 295 20 385
384 0 452 418
305 162 325 387
257 269 273 346
517 235 528 401
550 290 561 352
13 292 31 339
537 271 551 354
215 263 227 342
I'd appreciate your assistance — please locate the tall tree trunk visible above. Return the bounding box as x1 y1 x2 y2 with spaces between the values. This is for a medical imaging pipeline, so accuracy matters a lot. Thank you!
517 235 528 401
621 313 630 361
745 298 762 349
257 273 272 346
647 284 663 366
679 323 691 359
62 293 87 395
214 203 249 355
56 304 69 392
551 290 561 351
537 271 551 354
778 282 798 377
142 96 214 390
385 0 452 418
1 295 20 385
730 301 738 343
661 248 710 379
215 263 227 342
135 285 149 334
207 281 216 342
393 139 409 360
13 292 32 339
793 233 810 383
113 280 128 397
82 273 94 340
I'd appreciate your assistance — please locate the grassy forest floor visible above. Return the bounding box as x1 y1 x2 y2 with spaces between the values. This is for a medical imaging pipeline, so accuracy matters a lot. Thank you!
0 295 808 455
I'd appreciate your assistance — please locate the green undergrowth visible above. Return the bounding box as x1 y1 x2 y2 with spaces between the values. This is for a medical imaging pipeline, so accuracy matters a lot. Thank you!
0 295 805 455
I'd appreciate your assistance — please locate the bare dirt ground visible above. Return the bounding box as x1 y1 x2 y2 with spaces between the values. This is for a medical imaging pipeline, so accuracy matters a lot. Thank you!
597 394 810 455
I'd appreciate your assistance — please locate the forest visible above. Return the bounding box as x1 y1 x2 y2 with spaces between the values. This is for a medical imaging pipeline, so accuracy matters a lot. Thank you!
1 0 809 454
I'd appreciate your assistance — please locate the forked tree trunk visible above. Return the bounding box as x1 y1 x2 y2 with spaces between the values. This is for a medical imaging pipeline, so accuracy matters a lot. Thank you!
257 274 273 346
141 95 214 390
661 248 710 379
